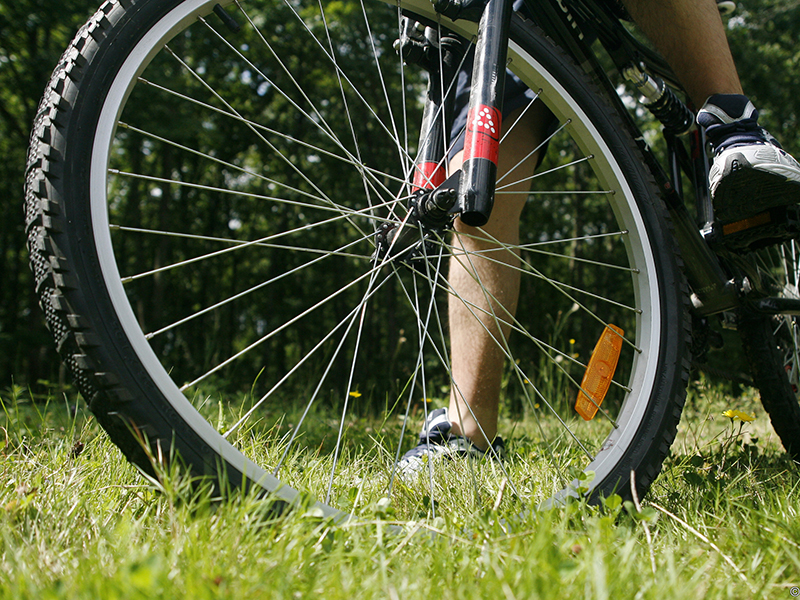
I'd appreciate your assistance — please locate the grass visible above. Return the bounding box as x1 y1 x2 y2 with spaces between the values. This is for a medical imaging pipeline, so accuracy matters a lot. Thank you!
1 379 799 599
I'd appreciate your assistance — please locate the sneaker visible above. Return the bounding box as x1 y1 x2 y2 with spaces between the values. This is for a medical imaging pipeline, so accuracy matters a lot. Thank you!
395 407 505 478
697 94 800 225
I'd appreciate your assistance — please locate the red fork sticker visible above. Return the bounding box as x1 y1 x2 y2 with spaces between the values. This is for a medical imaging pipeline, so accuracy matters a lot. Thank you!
412 161 446 191
463 104 501 165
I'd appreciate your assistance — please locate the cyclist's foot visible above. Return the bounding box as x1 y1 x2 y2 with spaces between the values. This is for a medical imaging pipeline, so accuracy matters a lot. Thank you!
396 407 505 479
698 94 800 226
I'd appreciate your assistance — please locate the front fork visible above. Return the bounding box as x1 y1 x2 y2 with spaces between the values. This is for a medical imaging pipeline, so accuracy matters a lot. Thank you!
406 0 513 223
377 0 512 262
455 0 514 227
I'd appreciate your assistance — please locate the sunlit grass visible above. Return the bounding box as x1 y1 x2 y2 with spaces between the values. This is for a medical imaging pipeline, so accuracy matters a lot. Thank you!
0 380 798 599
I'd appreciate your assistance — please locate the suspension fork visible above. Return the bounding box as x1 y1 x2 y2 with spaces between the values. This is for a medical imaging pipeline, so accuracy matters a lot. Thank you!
377 0 512 262
407 27 466 191
456 0 515 227
400 0 513 224
375 19 467 263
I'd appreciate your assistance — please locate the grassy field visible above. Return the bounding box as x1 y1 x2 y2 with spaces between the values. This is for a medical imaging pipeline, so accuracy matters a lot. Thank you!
1 379 798 599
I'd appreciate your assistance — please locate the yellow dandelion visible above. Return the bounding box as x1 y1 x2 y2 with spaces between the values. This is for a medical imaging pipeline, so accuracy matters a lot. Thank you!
349 391 362 398
721 409 755 422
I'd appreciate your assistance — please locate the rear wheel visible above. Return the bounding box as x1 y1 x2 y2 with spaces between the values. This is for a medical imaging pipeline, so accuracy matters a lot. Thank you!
739 243 800 459
25 0 689 517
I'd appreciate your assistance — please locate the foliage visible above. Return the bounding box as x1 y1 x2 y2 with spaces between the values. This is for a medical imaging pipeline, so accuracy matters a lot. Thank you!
726 0 800 157
1 0 800 407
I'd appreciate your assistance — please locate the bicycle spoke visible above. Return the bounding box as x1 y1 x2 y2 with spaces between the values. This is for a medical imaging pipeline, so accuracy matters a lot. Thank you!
131 78 412 199
144 236 369 340
496 155 595 191
115 203 379 283
452 228 641 351
271 0 422 171
404 234 633 399
110 166 403 222
497 115 566 185
179 257 391 391
159 42 381 247
225 269 397 444
112 224 371 260
448 232 606 454
410 234 599 463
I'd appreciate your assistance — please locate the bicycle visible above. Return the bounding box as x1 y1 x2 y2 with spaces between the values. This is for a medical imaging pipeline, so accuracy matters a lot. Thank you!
24 0 800 520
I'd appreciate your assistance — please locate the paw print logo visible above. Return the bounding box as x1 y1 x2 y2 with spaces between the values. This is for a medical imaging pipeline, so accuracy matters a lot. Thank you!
472 107 498 136
464 104 502 164
467 105 501 142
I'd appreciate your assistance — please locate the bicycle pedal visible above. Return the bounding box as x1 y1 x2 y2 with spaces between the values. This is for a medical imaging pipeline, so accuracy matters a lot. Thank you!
710 205 800 253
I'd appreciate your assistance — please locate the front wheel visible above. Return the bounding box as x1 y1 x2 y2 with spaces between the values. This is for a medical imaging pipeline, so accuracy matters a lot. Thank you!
26 0 690 517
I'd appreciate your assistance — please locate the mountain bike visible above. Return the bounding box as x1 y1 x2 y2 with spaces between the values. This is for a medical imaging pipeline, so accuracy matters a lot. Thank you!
24 0 800 520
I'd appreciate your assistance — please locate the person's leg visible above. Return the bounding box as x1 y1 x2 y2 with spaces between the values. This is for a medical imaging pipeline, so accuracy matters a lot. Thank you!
447 101 551 449
620 0 742 106
623 0 800 231
441 1 737 451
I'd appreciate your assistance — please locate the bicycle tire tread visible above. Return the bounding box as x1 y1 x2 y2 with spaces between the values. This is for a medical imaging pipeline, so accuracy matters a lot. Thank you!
25 0 171 479
739 313 800 459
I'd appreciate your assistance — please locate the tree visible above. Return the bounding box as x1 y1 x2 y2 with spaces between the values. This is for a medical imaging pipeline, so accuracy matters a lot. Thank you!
725 0 800 156
4 0 800 397
0 0 98 388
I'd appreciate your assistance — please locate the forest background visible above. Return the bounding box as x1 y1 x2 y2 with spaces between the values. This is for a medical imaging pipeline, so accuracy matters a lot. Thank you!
1 0 799 390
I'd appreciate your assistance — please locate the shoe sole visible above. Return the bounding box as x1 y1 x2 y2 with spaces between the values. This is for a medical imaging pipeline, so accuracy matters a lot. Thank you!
714 163 800 224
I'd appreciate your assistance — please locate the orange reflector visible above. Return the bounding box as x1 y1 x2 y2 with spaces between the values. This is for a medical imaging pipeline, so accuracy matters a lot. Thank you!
575 325 624 421
722 211 772 235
